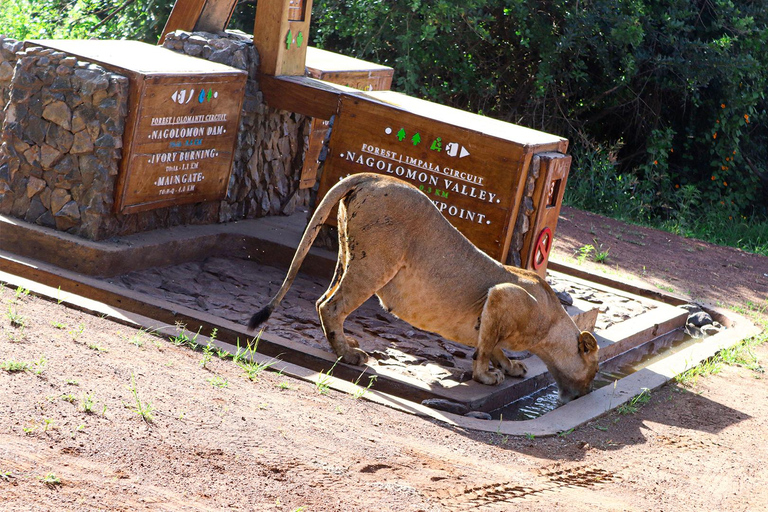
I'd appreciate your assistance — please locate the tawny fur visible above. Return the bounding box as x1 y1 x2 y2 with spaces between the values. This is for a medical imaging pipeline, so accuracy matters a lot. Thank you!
249 173 599 402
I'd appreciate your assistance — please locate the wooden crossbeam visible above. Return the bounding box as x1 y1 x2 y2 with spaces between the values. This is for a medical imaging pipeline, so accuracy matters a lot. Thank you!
160 0 238 43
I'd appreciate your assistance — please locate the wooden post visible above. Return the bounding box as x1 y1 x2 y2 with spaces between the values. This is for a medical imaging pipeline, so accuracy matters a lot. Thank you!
522 153 572 277
160 0 238 44
253 0 314 76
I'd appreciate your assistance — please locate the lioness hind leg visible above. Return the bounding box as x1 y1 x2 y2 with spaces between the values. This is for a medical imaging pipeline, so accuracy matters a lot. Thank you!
317 261 397 366
491 347 527 378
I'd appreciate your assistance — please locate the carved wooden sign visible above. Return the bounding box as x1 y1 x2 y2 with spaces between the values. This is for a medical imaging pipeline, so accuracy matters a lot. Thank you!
318 93 567 261
121 76 245 213
30 40 247 215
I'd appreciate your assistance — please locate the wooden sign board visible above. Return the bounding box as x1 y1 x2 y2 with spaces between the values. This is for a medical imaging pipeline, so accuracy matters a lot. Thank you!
300 47 394 188
30 40 247 214
318 93 567 261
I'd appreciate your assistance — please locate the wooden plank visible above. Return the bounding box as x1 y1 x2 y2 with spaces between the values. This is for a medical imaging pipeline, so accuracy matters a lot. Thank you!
195 0 238 32
259 74 346 119
318 94 536 261
301 47 394 188
117 74 246 213
160 0 207 43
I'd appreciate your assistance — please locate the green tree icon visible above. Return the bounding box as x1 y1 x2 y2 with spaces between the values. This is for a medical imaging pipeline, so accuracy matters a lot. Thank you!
412 133 421 146
397 128 406 141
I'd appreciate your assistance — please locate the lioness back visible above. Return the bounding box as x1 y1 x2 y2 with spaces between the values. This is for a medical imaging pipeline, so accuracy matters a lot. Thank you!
341 175 517 345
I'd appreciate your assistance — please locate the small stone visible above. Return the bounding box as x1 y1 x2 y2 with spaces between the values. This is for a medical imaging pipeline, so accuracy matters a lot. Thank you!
42 100 72 130
70 130 94 154
687 310 713 328
421 398 469 415
26 176 46 198
464 411 492 420
54 200 81 231
50 188 72 214
39 144 63 169
685 323 704 339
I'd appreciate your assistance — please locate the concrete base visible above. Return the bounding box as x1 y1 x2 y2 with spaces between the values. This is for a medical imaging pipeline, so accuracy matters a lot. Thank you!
0 212 760 434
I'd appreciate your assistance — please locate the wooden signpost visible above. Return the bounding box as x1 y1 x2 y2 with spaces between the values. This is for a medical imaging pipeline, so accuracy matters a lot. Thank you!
31 40 247 214
160 0 572 273
318 93 567 262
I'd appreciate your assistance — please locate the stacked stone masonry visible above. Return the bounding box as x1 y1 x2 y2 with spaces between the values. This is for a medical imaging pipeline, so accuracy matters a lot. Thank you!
0 31 310 240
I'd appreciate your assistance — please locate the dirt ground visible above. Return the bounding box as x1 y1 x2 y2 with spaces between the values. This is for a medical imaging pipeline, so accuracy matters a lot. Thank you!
1 206 767 511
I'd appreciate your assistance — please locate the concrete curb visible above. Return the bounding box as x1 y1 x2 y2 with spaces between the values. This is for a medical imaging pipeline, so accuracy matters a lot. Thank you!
0 263 761 436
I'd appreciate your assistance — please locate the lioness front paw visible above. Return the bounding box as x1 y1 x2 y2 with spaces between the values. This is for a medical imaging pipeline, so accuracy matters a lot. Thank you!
342 347 369 366
505 360 527 378
472 368 505 386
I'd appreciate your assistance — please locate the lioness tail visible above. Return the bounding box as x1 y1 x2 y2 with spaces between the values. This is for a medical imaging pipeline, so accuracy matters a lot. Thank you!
247 173 377 331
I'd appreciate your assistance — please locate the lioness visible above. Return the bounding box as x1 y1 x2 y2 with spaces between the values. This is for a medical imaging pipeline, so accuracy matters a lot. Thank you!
250 173 599 402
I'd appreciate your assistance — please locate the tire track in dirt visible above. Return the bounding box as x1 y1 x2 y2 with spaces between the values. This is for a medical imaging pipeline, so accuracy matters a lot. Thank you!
437 462 621 510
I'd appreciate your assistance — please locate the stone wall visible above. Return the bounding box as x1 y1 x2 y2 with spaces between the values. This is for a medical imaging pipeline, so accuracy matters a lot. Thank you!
0 31 310 240
0 36 24 134
161 30 310 223
0 43 128 238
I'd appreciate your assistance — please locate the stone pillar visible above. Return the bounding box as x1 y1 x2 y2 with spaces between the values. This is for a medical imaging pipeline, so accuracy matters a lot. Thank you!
0 44 128 239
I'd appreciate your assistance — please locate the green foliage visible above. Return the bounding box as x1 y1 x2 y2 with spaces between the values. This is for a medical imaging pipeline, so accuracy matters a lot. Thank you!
0 0 174 43
312 0 768 230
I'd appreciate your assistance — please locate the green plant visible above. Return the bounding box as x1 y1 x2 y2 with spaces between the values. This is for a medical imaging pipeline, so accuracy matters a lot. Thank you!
81 393 95 413
61 393 76 403
1 359 30 372
207 375 229 388
51 321 66 329
127 373 154 423
316 358 340 395
352 373 377 399
69 323 85 342
87 342 108 353
40 473 61 487
13 286 29 301
576 244 594 264
169 324 201 348
6 305 27 328
0 471 13 482
616 388 652 415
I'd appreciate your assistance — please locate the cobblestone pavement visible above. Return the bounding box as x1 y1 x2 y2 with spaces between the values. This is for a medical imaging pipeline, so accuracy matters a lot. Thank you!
106 256 655 388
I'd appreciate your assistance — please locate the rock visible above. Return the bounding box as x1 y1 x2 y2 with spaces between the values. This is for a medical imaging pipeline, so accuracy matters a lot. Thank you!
685 323 704 339
39 143 63 169
421 398 469 416
41 100 72 130
50 188 72 214
555 289 574 306
70 130 94 154
687 310 713 327
464 411 493 420
26 176 46 198
53 200 81 230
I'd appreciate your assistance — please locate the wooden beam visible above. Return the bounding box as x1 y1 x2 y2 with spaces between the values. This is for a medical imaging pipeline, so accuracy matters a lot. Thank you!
195 0 238 33
160 0 238 43
160 0 206 43
259 74 353 119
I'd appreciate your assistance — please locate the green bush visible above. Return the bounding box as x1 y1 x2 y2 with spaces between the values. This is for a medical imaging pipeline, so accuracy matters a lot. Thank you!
312 0 768 224
0 0 173 43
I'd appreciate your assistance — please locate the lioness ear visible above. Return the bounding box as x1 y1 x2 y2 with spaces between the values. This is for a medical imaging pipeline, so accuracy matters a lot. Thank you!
579 331 598 354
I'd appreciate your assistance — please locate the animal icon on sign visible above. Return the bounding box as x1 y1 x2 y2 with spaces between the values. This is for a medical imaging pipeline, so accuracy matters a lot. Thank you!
171 89 195 104
445 142 470 158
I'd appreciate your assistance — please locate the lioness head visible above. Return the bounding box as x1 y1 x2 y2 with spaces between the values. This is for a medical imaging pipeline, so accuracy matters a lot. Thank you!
550 330 600 404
